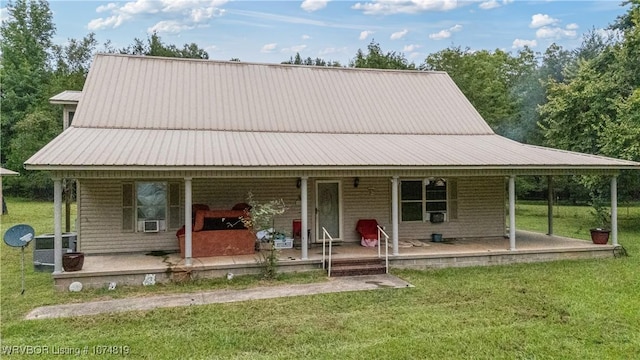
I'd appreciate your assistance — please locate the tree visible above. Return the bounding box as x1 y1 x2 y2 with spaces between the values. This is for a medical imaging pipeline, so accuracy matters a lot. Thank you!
51 32 98 92
352 40 415 70
539 0 640 203
281 52 341 67
423 46 519 135
0 0 55 164
4 108 61 198
120 32 209 59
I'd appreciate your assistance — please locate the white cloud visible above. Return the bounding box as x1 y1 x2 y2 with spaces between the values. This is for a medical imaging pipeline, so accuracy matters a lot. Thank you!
281 44 308 53
87 0 228 31
536 24 578 39
0 7 8 23
403 44 421 52
88 15 129 30
512 39 537 49
190 7 225 23
390 29 408 40
479 0 513 10
429 29 451 40
479 0 499 10
352 0 459 15
359 30 374 40
530 14 559 28
96 3 118 13
301 0 329 12
302 34 311 40
594 28 622 42
261 43 278 53
148 20 193 34
319 46 347 56
428 24 462 40
566 23 579 30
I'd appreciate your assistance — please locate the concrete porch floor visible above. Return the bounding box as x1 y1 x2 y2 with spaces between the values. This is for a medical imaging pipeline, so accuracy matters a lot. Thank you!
53 230 617 290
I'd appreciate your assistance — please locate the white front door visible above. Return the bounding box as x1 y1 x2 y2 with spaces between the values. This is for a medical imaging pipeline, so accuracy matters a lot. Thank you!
316 180 342 241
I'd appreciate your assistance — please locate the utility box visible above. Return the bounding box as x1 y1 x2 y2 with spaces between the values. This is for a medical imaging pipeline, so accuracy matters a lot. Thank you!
430 212 445 223
33 232 77 272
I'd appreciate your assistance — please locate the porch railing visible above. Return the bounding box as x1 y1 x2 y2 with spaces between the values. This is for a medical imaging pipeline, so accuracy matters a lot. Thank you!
321 227 335 277
377 225 389 274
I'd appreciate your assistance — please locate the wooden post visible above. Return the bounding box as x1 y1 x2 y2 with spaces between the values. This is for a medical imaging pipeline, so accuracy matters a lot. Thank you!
547 176 553 236
391 176 399 256
509 175 516 251
54 178 63 274
184 177 193 266
301 177 309 260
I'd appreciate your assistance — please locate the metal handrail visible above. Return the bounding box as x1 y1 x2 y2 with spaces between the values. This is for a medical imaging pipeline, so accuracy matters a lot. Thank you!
377 225 389 274
321 227 335 277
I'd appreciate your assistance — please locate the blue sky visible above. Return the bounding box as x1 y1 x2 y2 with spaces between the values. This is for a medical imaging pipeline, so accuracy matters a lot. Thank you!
8 1 631 65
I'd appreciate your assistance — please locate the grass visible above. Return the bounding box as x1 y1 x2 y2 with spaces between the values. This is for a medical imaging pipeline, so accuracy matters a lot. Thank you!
1 197 639 359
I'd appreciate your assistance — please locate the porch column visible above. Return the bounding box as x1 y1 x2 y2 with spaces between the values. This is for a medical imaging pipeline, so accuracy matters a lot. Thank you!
509 175 516 251
53 178 63 274
300 177 309 260
611 175 618 246
547 175 554 235
184 177 193 266
391 176 399 256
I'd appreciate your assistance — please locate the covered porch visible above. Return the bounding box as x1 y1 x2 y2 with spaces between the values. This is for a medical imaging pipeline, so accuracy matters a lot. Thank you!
52 230 618 290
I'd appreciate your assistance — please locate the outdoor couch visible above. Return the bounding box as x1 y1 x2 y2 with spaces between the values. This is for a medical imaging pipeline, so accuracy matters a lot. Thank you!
176 209 256 257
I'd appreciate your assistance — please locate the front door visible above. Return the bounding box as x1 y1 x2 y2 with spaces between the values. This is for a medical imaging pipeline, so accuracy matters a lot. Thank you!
316 180 342 241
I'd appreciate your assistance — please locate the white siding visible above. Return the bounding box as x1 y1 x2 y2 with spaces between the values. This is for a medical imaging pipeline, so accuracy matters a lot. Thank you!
398 177 505 240
192 178 302 239
78 176 505 254
78 179 182 254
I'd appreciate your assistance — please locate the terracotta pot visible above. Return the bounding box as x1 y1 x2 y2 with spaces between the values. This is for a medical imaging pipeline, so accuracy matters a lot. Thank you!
590 229 610 245
62 252 84 271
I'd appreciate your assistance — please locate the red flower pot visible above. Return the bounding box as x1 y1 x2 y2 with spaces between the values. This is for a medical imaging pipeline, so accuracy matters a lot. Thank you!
62 252 84 271
590 229 610 245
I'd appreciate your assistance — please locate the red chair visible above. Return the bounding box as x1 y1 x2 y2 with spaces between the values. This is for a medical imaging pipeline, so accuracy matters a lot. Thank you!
356 219 379 247
292 220 302 239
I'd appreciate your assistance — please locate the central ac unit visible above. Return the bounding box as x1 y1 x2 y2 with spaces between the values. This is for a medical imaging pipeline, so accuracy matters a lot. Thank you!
143 220 160 232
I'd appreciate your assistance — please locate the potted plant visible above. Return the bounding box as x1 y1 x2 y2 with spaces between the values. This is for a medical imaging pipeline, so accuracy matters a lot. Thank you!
240 192 287 279
590 199 611 245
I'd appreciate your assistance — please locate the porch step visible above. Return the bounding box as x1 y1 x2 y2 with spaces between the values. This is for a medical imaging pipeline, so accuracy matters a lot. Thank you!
326 258 386 277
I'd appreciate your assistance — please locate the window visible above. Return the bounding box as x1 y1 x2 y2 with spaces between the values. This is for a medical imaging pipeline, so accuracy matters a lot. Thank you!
122 181 181 232
400 179 458 222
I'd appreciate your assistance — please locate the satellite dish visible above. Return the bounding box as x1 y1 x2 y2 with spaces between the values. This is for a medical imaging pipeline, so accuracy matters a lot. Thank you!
3 224 35 295
3 224 35 247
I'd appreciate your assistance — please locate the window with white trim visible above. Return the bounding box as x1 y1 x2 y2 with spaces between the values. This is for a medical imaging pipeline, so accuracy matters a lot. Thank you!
122 181 181 232
400 178 458 222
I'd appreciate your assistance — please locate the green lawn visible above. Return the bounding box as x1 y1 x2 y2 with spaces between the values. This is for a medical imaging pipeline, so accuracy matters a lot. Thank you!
1 198 639 359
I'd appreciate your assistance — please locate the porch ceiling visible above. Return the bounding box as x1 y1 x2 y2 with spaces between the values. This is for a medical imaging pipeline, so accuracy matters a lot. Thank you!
25 128 639 174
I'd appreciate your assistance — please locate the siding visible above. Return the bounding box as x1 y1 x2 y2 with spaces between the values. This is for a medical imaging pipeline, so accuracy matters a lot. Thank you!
399 177 505 239
78 176 505 254
78 179 182 254
192 178 302 238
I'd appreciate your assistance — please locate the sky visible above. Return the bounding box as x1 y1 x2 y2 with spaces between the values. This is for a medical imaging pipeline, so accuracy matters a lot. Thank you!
3 1 631 65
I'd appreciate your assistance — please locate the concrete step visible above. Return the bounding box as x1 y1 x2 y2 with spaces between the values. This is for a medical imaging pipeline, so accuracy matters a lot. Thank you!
329 264 387 277
326 258 387 277
329 257 384 267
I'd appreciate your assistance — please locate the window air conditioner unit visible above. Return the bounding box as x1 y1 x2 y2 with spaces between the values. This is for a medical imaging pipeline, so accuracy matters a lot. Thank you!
143 220 160 233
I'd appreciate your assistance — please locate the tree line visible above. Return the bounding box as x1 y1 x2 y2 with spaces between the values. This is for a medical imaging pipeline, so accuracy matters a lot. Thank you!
1 0 639 206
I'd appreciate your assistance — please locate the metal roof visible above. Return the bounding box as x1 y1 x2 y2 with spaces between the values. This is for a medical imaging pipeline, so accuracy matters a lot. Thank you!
0 167 19 176
25 128 639 170
73 54 493 135
49 90 82 104
26 53 640 172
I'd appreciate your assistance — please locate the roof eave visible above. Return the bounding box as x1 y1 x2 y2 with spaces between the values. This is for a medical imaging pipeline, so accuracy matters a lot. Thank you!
23 164 634 173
